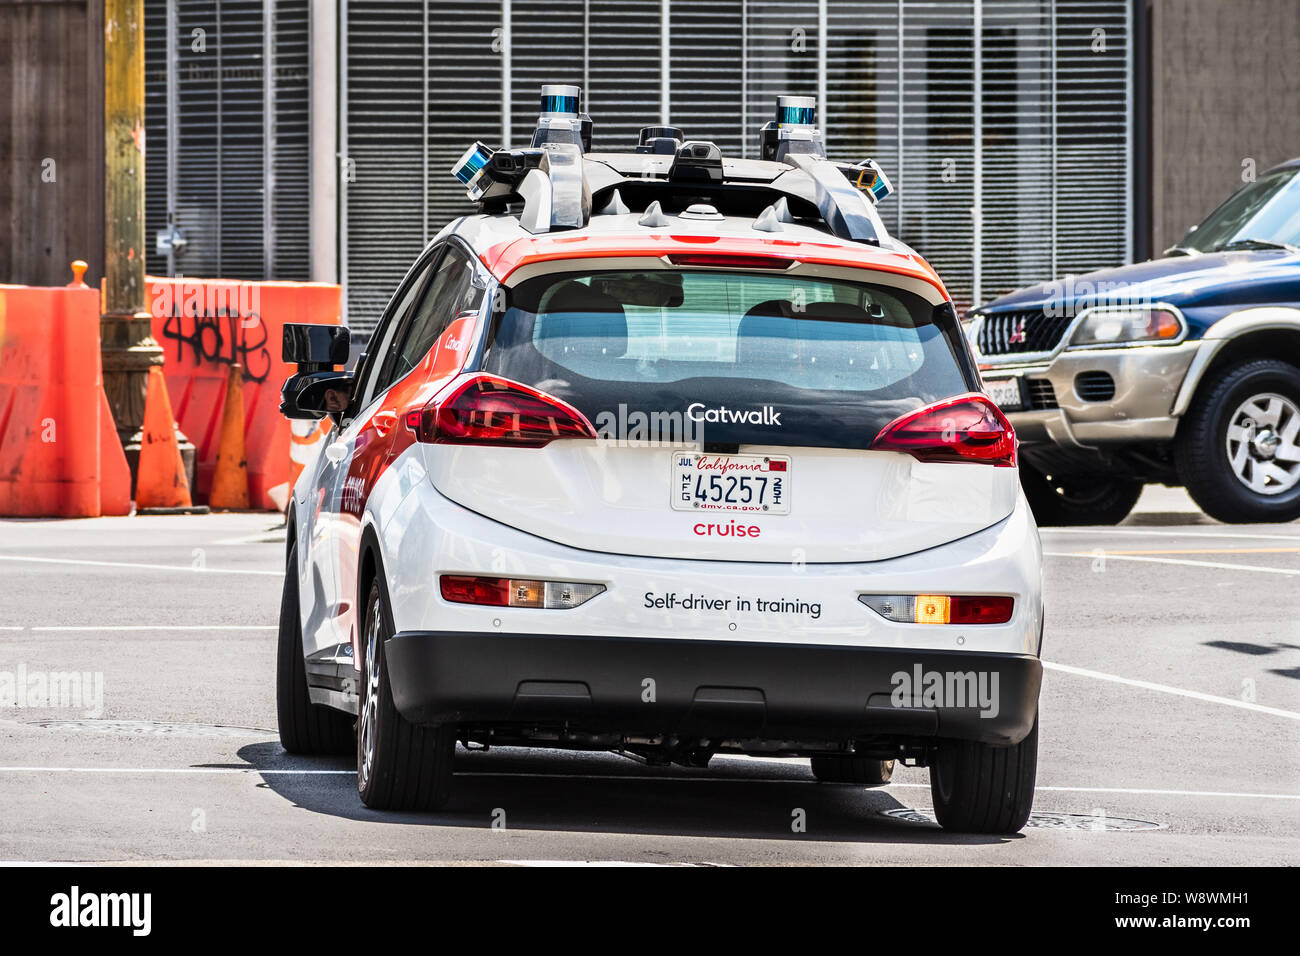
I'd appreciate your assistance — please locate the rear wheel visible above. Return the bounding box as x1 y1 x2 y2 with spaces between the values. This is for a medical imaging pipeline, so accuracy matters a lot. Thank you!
929 718 1038 834
1175 359 1300 523
1019 462 1142 526
356 577 455 811
276 545 354 755
810 755 894 786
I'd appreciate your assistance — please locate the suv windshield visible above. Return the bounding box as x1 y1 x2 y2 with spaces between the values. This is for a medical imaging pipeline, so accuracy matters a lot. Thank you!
1178 167 1300 253
483 269 974 449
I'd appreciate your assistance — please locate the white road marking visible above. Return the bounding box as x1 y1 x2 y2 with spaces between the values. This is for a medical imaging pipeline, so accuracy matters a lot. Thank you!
457 773 1300 799
1044 550 1300 576
1042 660 1300 721
500 860 719 867
211 533 284 545
27 625 276 632
1 766 1297 801
0 767 352 774
0 555 281 576
1043 527 1300 543
1030 785 1300 800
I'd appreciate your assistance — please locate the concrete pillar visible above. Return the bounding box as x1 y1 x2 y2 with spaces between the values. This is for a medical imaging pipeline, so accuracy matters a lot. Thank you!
310 0 339 284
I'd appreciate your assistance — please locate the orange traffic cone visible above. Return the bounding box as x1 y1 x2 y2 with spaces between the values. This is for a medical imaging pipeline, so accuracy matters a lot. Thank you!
98 388 132 516
209 363 250 510
135 366 193 509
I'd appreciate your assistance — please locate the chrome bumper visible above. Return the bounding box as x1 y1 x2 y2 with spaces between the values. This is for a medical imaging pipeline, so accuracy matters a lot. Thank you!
979 342 1201 447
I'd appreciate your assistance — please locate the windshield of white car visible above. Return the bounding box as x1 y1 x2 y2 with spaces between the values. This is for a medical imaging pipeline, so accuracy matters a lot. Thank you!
1179 167 1300 254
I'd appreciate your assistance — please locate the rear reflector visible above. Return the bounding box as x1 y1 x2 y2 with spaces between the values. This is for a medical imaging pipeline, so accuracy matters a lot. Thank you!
665 253 795 270
440 575 605 609
870 392 1017 467
409 374 598 447
859 594 1014 625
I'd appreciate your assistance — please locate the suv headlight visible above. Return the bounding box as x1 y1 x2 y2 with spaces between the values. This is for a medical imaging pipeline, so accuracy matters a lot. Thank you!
1068 306 1184 348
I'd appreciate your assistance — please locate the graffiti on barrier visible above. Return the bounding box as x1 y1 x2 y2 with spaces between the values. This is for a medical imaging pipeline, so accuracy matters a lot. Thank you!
151 281 271 383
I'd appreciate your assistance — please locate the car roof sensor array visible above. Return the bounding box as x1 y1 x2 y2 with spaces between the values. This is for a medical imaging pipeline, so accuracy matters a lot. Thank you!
449 85 897 245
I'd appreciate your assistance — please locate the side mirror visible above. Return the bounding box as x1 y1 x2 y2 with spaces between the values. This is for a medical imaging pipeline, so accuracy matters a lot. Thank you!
280 323 354 422
283 323 350 370
284 374 354 420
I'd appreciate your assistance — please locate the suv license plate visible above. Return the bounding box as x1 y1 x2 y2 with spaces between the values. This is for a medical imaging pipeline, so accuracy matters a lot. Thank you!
983 377 1024 411
670 453 790 514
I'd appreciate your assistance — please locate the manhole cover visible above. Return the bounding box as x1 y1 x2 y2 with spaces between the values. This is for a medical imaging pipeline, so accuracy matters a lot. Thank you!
28 719 272 738
881 808 1162 831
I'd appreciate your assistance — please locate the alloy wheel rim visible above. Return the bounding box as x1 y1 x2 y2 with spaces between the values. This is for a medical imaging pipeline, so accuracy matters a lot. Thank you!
1225 392 1300 496
358 604 381 789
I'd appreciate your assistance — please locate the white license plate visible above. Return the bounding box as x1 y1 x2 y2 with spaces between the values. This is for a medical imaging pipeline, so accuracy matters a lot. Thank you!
670 453 790 514
983 377 1024 411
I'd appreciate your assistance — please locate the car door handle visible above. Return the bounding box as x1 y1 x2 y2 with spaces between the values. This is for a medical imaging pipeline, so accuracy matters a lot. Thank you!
324 442 347 463
372 409 398 437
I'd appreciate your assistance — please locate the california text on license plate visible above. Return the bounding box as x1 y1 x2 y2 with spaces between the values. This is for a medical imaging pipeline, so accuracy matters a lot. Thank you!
983 377 1024 411
671 453 790 514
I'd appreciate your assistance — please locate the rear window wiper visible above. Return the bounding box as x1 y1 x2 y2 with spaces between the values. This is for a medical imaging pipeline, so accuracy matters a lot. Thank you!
1214 238 1300 253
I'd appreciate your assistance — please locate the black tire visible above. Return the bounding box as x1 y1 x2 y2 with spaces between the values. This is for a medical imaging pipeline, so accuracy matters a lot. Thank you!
276 545 355 755
356 577 455 811
1019 462 1142 526
929 718 1038 834
810 755 895 786
1175 358 1300 524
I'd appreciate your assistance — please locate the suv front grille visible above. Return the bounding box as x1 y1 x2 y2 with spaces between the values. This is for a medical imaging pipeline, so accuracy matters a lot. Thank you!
977 309 1073 356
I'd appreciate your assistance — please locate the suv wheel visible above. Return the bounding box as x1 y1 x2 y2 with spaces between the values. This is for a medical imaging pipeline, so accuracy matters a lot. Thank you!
356 577 455 811
276 544 355 755
810 755 894 786
1176 359 1300 523
1019 463 1142 526
929 718 1038 834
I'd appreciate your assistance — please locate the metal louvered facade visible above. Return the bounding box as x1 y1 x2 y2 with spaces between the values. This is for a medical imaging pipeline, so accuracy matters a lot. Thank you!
143 0 311 280
342 0 1133 331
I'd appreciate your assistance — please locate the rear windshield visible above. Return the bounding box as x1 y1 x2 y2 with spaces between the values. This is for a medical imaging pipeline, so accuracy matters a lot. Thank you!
483 269 972 449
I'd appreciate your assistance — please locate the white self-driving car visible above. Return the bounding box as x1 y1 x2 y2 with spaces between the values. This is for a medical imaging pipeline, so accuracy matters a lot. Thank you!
277 89 1044 833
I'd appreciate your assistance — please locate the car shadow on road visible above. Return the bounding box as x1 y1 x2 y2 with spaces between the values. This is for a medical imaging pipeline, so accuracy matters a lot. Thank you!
228 741 1017 846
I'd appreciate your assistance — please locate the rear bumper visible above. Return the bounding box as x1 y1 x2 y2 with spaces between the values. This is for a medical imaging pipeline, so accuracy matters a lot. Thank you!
385 631 1042 746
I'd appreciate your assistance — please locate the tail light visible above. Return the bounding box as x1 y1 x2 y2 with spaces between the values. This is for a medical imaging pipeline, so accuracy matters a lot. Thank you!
871 393 1016 467
408 374 597 447
440 575 605 609
859 594 1014 625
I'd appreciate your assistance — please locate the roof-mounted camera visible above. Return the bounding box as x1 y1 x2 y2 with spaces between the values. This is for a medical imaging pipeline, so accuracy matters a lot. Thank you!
531 84 593 153
636 126 686 154
759 95 827 163
669 140 723 183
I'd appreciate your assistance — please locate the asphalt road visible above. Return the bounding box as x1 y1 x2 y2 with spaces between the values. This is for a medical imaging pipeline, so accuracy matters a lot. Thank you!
2 487 1298 865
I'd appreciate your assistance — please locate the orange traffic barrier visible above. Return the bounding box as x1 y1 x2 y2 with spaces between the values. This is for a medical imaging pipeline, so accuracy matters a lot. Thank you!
0 283 104 517
148 277 341 509
135 366 193 509
209 363 250 510
98 388 132 515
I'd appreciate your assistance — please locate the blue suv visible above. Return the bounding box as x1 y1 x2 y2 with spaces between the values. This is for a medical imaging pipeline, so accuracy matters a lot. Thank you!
969 159 1300 525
